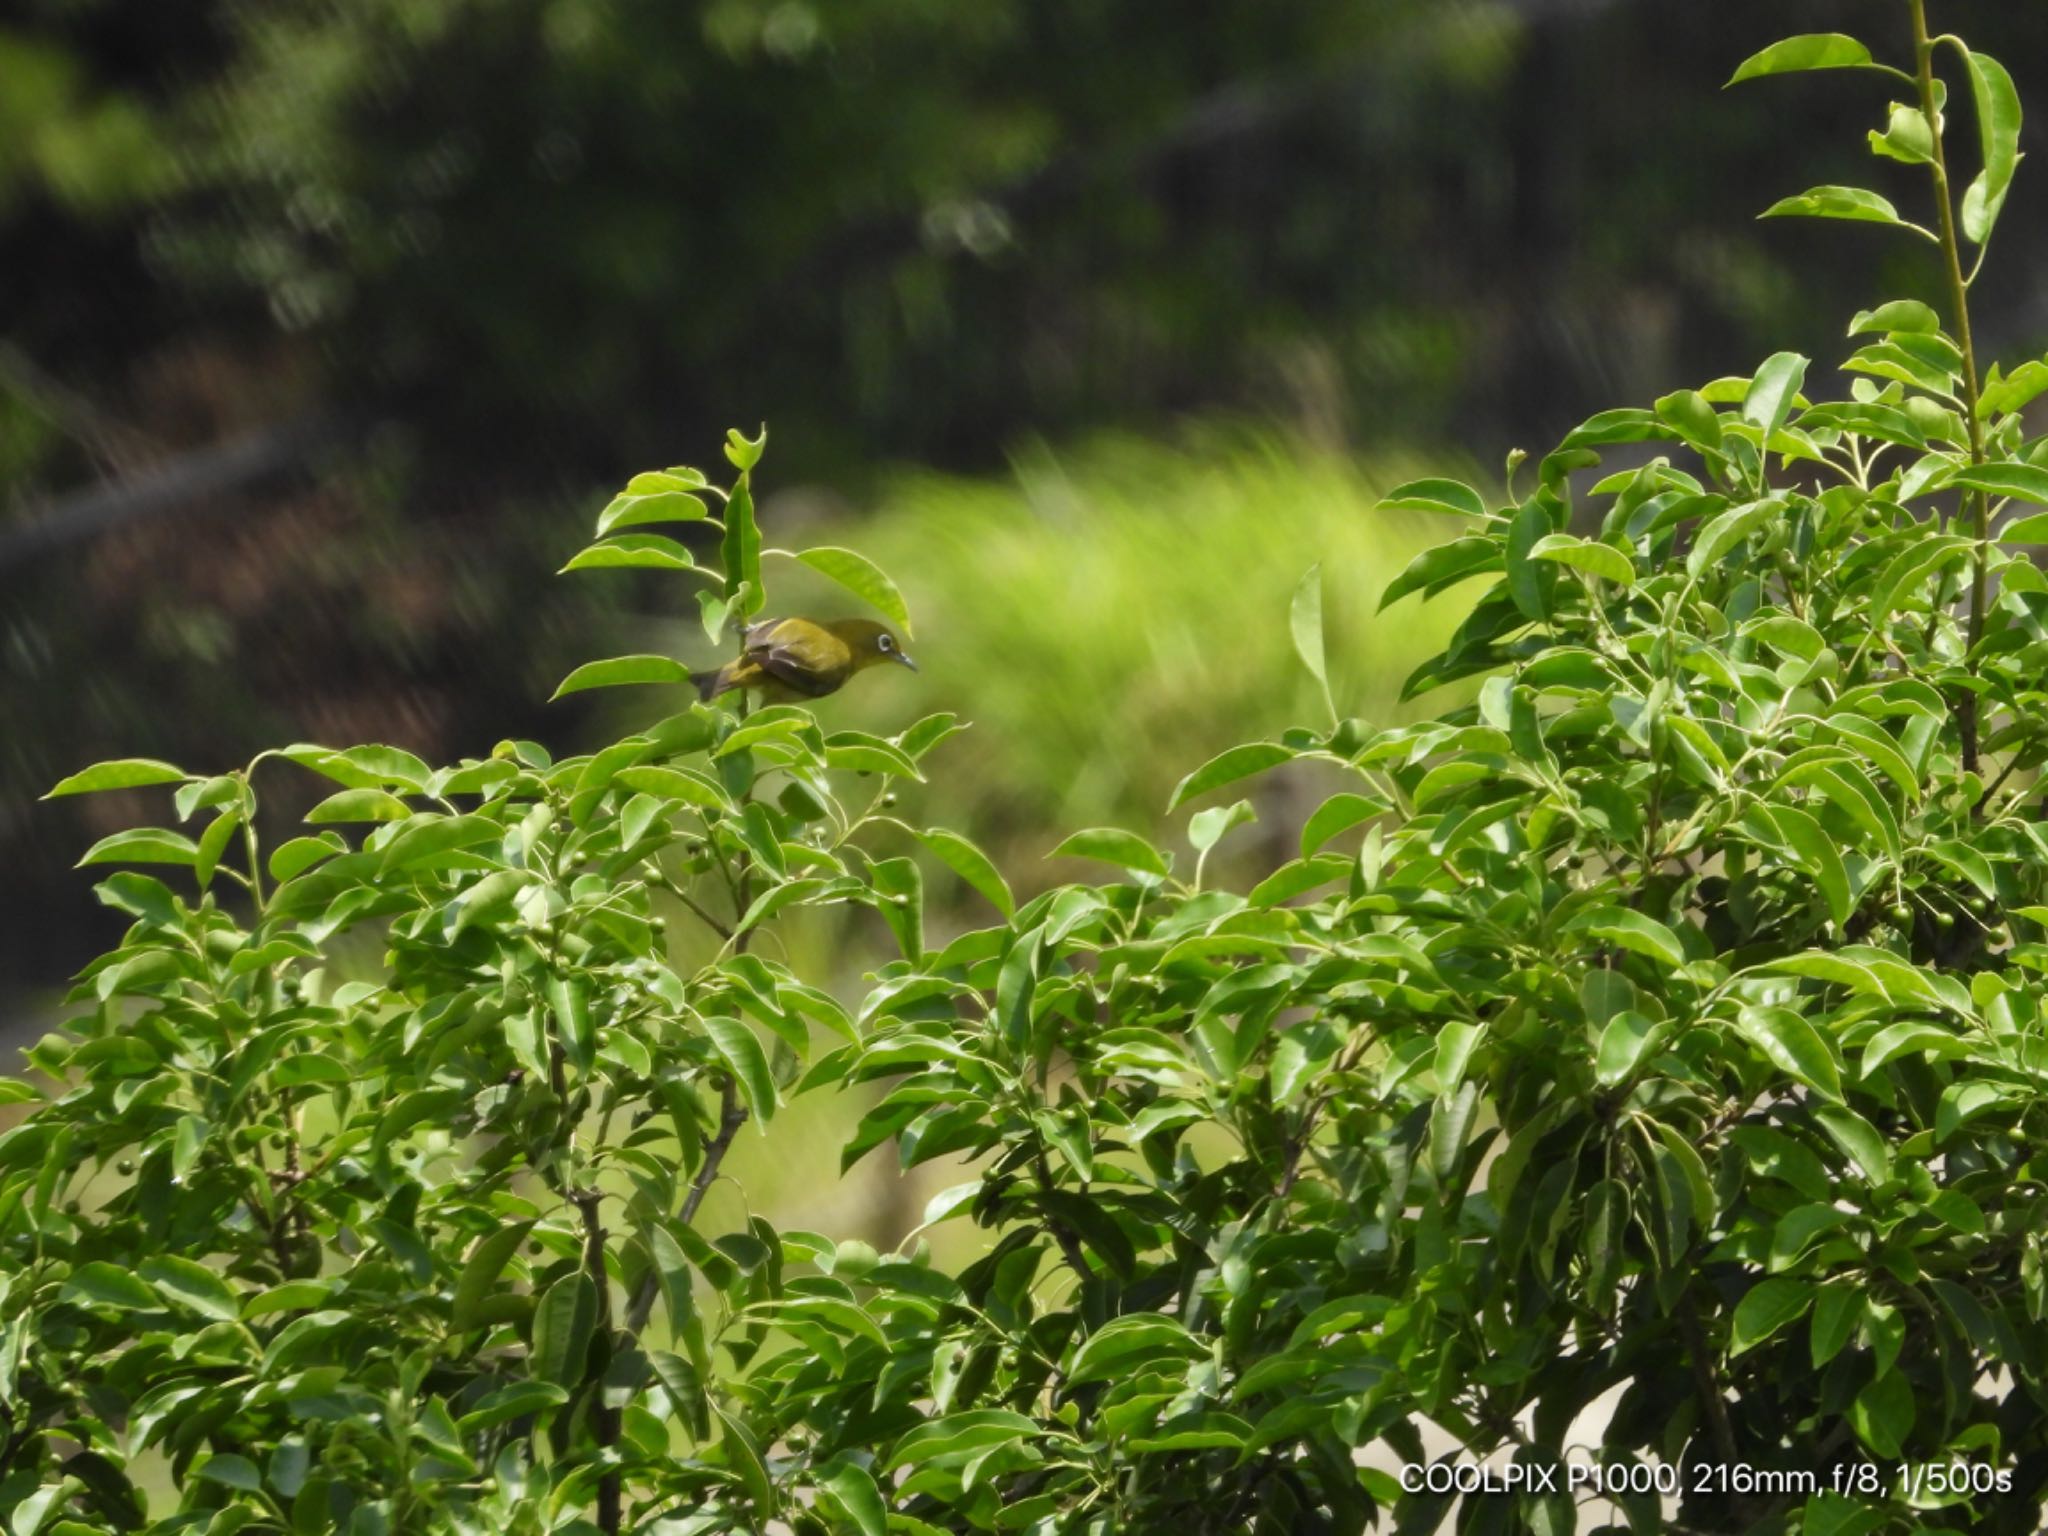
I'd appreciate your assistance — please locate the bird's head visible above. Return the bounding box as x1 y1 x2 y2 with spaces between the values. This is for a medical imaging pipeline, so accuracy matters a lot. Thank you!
828 618 918 673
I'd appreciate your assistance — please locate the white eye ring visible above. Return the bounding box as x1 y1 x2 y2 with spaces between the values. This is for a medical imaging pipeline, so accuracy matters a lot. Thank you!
878 633 894 651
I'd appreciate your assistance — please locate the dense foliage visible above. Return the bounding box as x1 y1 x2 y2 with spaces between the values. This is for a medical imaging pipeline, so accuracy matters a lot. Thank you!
11 7 2048 1534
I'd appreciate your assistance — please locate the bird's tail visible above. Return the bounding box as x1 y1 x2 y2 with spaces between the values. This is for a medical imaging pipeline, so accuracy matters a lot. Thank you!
691 666 728 702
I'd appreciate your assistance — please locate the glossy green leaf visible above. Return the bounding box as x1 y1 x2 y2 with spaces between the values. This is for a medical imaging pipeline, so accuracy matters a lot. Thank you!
1728 34 1876 85
1290 561 1334 718
1761 187 1932 239
44 758 189 798
1168 742 1295 809
1959 48 2021 245
1731 1276 1813 1354
560 533 698 573
1738 1007 1844 1102
777 546 913 636
1049 827 1167 876
705 1016 777 1122
912 827 1014 917
1377 478 1487 518
550 654 695 699
530 1273 597 1390
816 1460 888 1536
1560 906 1688 969
77 828 199 868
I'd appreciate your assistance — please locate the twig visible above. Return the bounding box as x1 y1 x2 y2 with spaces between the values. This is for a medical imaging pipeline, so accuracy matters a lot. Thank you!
624 1079 749 1333
1908 0 1990 773
657 870 735 940
572 1187 624 1533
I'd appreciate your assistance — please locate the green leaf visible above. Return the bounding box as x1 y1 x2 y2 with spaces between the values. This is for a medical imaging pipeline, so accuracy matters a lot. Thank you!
1429 1079 1480 1187
1728 33 1876 85
1560 906 1688 969
913 828 1014 917
778 546 913 636
595 483 709 535
77 828 199 868
704 1016 776 1123
1959 48 2021 245
1769 1203 1850 1272
883 1410 1040 1470
139 1256 239 1322
44 758 188 798
1378 536 1500 609
1168 742 1295 809
530 1274 597 1390
192 811 239 890
560 533 698 573
1868 103 1933 165
196 1454 262 1491
1504 497 1556 621
1377 478 1487 518
613 763 730 810
1981 359 2048 418
1127 1411 1254 1453
453 1222 536 1332
1731 1276 1813 1354
1810 1284 1862 1367
1595 1011 1662 1086
1949 460 2048 506
1290 562 1334 719
1847 299 1941 338
1050 827 1169 877
305 788 411 824
722 476 762 612
1300 791 1385 857
1742 804 1851 929
824 731 924 780
1779 760 1900 861
60 1262 161 1311
1654 388 1722 450
1067 1315 1204 1385
1850 1366 1913 1457
241 1279 335 1318
816 1460 888 1536
1760 187 1932 239
1738 1007 1844 1103
551 654 695 699
725 425 767 470
457 1381 569 1435
1742 352 1810 440
1527 533 1636 587
278 742 431 791
1189 798 1255 855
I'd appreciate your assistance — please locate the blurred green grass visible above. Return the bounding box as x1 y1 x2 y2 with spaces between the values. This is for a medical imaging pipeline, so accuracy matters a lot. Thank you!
735 425 1476 877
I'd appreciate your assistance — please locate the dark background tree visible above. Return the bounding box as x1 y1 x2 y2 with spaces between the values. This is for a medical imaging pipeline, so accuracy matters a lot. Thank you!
5 0 2048 1020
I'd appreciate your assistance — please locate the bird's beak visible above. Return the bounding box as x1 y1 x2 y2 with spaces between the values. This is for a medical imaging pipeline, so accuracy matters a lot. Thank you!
896 651 919 672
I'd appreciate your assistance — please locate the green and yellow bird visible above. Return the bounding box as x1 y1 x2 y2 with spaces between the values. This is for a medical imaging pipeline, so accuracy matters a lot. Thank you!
693 616 917 703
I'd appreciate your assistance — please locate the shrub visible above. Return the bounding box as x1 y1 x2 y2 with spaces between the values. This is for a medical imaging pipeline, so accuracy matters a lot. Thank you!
8 7 2048 1535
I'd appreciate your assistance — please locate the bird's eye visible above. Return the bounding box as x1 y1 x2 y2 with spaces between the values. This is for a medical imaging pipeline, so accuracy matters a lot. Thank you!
878 634 893 652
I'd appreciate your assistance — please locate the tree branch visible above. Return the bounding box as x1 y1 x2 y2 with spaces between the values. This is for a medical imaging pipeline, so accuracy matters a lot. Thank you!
1909 0 1990 774
624 1078 748 1334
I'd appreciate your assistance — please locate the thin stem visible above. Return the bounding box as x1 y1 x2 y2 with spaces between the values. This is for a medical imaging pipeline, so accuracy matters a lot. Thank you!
623 1079 748 1334
572 1188 624 1533
1909 0 1990 773
657 870 735 940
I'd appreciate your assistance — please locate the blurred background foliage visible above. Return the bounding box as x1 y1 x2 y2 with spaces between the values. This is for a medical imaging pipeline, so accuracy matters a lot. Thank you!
7 0 2048 1032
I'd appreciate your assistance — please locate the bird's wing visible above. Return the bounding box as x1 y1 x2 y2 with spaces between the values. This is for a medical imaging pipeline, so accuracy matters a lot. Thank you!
743 619 848 697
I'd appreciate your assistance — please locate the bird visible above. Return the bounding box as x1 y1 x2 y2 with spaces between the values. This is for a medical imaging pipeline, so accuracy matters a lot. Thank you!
693 616 918 702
